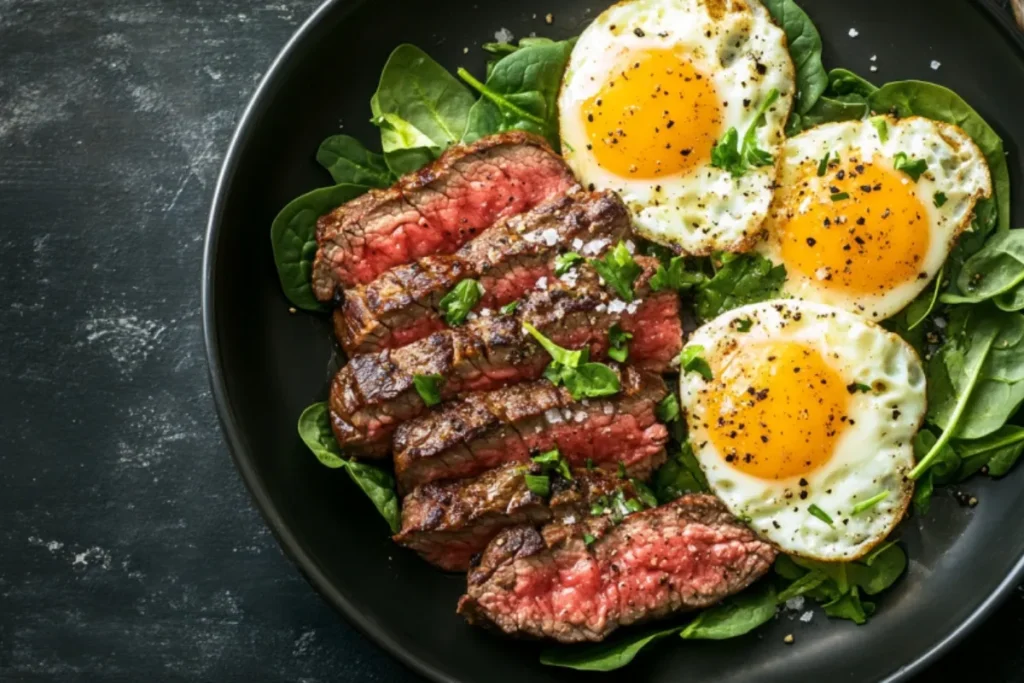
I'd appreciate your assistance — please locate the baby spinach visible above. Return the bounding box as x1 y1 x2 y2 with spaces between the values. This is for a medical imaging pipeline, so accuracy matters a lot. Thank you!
790 93 869 134
868 80 1011 232
822 587 874 625
297 402 400 532
654 444 709 503
370 44 476 174
695 253 787 322
942 231 1024 310
913 429 960 514
829 67 878 98
956 425 1024 480
459 39 574 148
271 183 370 311
589 241 642 301
539 623 683 672
438 279 484 326
760 0 827 116
315 135 394 188
680 583 778 640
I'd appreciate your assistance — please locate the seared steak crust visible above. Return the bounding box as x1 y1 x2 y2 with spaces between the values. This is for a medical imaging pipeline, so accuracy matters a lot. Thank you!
392 368 668 493
457 495 777 642
335 190 629 355
311 132 577 299
328 259 682 457
394 464 645 572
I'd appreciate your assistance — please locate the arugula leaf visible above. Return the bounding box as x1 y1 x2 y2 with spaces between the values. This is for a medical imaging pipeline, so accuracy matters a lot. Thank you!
271 183 370 311
695 253 787 321
868 80 1010 232
650 256 704 292
315 135 394 188
608 324 632 363
532 448 573 481
653 443 708 502
297 403 400 532
412 374 444 407
892 152 928 181
679 346 713 381
370 45 475 175
459 39 574 148
589 242 642 301
956 425 1024 480
524 473 551 497
438 279 484 325
554 252 583 276
680 582 777 640
941 231 1024 309
760 0 828 115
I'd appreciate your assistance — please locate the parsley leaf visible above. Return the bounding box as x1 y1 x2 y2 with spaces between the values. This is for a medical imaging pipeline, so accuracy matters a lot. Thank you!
607 324 632 363
656 394 680 423
695 253 786 322
588 241 642 301
893 152 928 181
933 191 948 208
523 322 621 400
554 252 583 276
735 318 753 332
583 532 596 547
524 473 551 497
532 448 573 481
710 89 780 177
650 256 705 292
710 127 743 175
412 374 444 407
499 300 518 315
680 346 713 381
438 279 484 325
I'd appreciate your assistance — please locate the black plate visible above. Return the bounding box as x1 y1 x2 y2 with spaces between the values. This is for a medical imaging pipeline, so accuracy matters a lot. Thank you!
202 1 1024 680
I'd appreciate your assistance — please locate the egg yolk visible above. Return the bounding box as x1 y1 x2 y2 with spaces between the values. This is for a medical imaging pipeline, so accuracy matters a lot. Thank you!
704 341 850 480
771 154 931 297
581 48 723 179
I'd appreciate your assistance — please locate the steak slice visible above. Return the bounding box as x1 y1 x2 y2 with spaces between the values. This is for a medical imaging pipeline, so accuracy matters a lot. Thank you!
392 367 668 493
335 190 630 355
311 132 578 298
328 258 683 457
394 463 648 572
457 495 777 642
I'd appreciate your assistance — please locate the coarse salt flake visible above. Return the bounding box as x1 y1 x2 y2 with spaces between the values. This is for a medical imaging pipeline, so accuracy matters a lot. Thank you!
930 60 941 70
848 28 859 37
607 300 627 314
535 276 548 290
800 611 814 623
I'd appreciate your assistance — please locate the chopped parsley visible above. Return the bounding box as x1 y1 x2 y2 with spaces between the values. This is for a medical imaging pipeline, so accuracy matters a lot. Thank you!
735 318 753 332
499 300 518 316
607 324 632 363
583 533 596 547
523 322 621 400
817 151 831 177
524 473 551 497
532 447 573 481
650 256 704 292
808 503 834 526
656 394 681 423
710 89 781 177
412 374 443 407
933 191 948 208
588 241 642 301
870 116 889 143
438 279 484 325
680 345 713 381
830 192 850 202
893 152 928 182
554 251 583 276
851 491 889 515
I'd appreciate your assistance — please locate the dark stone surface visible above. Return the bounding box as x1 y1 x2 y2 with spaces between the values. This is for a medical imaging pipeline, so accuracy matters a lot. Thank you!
0 0 1021 680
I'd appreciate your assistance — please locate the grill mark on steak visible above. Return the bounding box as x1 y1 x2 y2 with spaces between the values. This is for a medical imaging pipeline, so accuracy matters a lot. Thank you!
328 258 683 457
311 132 577 299
457 495 777 642
335 190 629 355
395 463 649 572
392 368 668 493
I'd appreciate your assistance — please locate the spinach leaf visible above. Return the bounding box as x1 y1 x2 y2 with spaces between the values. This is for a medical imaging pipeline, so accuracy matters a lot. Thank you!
608 324 632 363
789 93 868 134
695 253 787 321
370 44 475 173
412 374 443 407
653 443 709 502
680 582 777 640
297 403 400 532
823 586 874 625
539 623 682 671
868 80 1011 232
650 256 705 292
912 428 961 513
315 135 394 188
942 231 1024 309
438 279 484 326
760 0 827 115
905 266 944 331
589 241 642 301
956 425 1024 480
271 183 370 311
459 39 574 148
847 543 907 595
777 569 828 603
829 67 878 98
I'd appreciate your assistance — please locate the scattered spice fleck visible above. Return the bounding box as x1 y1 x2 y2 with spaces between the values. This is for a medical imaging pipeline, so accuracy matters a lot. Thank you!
784 634 795 644
545 13 554 24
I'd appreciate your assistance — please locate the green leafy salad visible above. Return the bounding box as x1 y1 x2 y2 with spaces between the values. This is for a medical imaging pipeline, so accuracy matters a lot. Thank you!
277 0 1022 671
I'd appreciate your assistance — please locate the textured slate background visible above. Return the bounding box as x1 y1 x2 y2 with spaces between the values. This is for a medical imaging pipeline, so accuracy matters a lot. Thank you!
0 0 1022 680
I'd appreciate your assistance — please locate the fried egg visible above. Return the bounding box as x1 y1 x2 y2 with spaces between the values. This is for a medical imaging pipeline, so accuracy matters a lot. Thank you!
679 301 925 560
558 0 794 254
758 116 993 321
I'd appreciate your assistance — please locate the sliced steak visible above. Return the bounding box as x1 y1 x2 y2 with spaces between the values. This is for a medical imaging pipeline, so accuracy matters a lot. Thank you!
392 367 668 493
335 190 630 354
457 495 777 642
329 258 682 457
394 463 646 571
311 132 578 298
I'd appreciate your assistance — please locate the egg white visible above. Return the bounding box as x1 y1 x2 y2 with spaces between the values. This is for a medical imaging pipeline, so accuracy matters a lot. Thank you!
758 116 993 321
679 301 925 561
558 0 795 254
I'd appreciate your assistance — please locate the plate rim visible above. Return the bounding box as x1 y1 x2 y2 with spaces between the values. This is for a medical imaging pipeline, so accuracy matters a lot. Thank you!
201 1 1024 681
